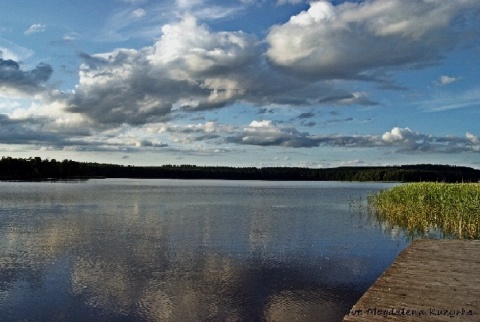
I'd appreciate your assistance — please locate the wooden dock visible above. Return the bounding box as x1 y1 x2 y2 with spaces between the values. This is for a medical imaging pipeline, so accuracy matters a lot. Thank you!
343 239 480 321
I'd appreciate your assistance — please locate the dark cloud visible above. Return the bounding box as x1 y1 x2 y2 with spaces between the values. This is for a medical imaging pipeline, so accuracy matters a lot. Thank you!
301 121 316 127
297 112 315 119
135 139 168 148
0 58 53 94
257 107 275 114
190 134 221 142
326 117 354 124
317 93 377 106
225 120 379 148
0 114 165 152
77 52 109 69
0 114 84 146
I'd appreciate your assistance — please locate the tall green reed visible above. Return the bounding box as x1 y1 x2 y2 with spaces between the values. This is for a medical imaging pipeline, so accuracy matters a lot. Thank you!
368 183 480 239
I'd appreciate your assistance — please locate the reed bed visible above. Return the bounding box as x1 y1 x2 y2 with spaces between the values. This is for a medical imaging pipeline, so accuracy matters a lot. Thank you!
368 182 480 239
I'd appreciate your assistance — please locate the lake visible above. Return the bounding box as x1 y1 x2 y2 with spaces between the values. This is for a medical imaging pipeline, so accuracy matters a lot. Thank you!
0 179 407 321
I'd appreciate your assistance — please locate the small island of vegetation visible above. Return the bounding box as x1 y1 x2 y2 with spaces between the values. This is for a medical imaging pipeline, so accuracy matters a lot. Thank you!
1 156 480 182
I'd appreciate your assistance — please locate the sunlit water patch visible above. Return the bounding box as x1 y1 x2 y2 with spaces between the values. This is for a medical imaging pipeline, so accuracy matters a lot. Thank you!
0 179 407 321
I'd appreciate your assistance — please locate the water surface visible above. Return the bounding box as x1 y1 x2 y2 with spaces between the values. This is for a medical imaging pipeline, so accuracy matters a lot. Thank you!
0 179 407 321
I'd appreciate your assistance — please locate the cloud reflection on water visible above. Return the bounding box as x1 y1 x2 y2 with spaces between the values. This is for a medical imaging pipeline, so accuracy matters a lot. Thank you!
0 180 406 321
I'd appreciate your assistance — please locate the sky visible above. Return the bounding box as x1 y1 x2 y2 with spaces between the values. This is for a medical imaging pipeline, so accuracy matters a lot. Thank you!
1 0 480 168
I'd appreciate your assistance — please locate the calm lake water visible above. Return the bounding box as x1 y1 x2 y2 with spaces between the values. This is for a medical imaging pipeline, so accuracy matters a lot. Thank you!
0 179 408 321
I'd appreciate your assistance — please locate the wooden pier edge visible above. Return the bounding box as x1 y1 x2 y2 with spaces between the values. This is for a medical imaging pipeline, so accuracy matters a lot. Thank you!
343 239 480 321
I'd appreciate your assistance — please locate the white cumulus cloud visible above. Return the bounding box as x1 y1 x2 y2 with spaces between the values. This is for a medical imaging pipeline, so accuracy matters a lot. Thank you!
382 127 422 143
466 132 479 145
64 15 259 126
266 0 480 81
438 75 460 86
131 8 146 18
24 24 46 35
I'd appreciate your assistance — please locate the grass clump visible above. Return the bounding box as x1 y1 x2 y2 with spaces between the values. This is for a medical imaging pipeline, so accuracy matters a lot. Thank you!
368 183 480 239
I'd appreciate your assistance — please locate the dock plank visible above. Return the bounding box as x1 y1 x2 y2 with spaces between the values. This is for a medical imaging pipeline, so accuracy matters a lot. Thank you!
343 239 480 321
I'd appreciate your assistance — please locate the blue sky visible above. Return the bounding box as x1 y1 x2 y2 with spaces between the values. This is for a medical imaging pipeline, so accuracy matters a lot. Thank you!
1 0 479 168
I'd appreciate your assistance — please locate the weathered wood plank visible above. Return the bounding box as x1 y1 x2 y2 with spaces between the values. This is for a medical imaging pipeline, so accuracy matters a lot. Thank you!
343 239 480 321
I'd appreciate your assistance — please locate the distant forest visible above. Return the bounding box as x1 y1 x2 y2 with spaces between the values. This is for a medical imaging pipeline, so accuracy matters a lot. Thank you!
1 156 479 182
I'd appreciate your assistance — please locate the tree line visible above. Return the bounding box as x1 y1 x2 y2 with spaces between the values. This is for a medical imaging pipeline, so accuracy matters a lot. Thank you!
1 156 479 182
